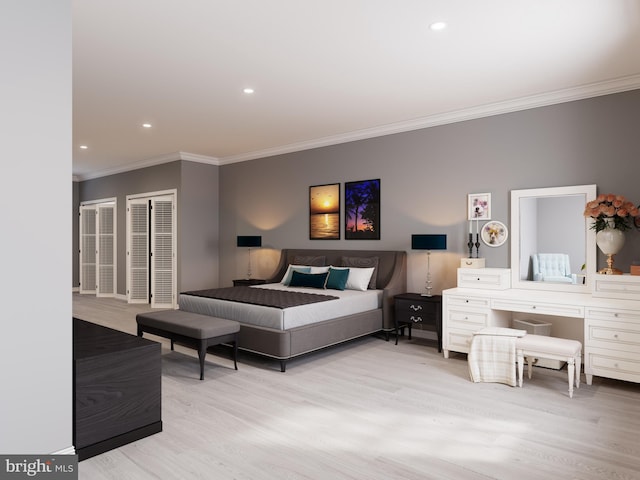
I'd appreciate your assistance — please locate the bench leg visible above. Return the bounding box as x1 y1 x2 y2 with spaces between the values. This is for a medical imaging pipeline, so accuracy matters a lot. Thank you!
198 340 206 380
527 357 534 380
517 351 524 387
171 339 175 351
232 335 238 370
575 355 581 389
280 360 286 373
567 357 575 398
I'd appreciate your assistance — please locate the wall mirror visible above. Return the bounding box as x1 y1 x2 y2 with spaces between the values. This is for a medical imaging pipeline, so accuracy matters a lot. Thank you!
510 184 597 293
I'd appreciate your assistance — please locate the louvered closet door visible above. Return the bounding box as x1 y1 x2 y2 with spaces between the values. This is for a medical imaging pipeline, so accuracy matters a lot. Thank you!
127 199 150 303
79 206 96 294
96 204 115 297
150 196 175 309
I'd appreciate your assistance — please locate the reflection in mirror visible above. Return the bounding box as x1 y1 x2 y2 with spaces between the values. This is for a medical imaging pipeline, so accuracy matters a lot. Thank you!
511 185 596 293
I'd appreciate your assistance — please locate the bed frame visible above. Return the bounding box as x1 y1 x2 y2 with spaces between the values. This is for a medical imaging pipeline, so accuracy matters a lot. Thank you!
235 248 407 371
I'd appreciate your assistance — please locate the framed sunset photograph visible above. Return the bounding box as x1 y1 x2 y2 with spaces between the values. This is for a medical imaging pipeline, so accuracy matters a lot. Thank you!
345 178 380 240
309 183 340 239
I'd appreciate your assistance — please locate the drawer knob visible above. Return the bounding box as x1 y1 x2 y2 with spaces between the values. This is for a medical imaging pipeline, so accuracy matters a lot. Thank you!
410 316 422 323
476 277 480 281
614 313 619 317
465 300 469 303
614 334 619 339
410 304 423 311
532 305 536 309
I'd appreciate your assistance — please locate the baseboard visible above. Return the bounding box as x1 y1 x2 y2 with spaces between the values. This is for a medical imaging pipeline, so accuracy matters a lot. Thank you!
52 445 76 455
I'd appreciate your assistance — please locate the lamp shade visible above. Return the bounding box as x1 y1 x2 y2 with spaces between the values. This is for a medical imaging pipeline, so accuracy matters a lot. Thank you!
237 235 262 248
411 234 447 250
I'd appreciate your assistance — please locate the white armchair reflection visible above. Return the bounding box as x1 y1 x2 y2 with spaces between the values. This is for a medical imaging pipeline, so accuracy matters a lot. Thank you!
531 253 577 284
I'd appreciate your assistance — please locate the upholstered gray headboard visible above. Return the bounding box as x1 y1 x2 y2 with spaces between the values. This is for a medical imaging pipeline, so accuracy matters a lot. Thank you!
266 249 407 330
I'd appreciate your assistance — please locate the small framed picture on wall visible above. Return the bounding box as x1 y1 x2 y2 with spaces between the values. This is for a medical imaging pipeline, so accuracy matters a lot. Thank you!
345 179 380 240
309 183 340 239
468 193 491 220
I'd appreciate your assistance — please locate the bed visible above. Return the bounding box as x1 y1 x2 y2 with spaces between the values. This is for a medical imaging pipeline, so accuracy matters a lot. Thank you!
179 249 407 371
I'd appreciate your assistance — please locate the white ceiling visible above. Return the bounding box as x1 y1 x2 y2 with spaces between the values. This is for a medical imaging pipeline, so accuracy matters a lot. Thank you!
72 0 640 180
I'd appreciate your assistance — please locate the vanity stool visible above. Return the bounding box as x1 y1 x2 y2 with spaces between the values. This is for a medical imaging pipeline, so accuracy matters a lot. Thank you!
515 335 582 398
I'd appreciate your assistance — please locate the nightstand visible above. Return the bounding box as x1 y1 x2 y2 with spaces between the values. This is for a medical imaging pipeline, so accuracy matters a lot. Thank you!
394 293 442 351
232 278 266 286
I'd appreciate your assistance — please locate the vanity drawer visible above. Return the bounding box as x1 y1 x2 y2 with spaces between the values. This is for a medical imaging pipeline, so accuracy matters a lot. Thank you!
457 268 511 290
446 329 474 354
447 309 489 329
586 318 640 353
446 295 491 310
585 347 640 383
585 307 640 323
592 274 640 300
491 298 584 318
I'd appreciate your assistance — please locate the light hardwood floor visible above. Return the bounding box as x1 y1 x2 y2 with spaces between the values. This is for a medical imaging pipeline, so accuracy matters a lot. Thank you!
74 294 640 480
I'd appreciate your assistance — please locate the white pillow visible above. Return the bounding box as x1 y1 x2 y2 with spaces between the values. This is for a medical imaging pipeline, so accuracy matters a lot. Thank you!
310 266 330 274
330 266 375 291
280 265 312 285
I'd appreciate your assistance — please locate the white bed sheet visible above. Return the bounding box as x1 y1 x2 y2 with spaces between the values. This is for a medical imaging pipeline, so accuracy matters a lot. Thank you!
178 283 383 331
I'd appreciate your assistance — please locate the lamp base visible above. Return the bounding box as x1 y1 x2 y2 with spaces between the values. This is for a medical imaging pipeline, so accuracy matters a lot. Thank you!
599 254 623 275
421 293 433 297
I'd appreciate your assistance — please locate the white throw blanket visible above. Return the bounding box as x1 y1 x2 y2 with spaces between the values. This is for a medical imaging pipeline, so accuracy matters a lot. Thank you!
468 327 527 387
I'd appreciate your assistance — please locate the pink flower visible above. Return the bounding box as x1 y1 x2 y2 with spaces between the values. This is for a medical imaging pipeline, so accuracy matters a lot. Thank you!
584 193 638 232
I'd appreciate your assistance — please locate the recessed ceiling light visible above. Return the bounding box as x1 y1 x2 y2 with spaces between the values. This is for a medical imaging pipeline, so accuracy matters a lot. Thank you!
142 123 152 128
430 21 447 31
243 88 255 94
79 145 88 149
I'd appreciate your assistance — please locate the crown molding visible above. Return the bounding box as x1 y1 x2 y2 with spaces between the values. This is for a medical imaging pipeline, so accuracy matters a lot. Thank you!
218 74 640 165
75 151 220 181
74 74 640 176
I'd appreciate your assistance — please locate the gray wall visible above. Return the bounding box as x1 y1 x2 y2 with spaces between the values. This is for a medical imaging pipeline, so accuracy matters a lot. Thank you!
219 89 640 293
178 161 220 291
78 160 220 296
2 0 73 454
75 89 640 297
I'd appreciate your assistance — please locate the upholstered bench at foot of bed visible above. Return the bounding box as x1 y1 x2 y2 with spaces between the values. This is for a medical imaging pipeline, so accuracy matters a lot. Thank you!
136 310 240 380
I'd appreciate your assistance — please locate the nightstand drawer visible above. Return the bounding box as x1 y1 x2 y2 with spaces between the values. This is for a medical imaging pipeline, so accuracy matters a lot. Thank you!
396 298 439 318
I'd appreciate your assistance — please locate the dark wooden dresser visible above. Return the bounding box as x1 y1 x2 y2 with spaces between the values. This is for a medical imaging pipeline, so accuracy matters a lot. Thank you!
73 318 162 460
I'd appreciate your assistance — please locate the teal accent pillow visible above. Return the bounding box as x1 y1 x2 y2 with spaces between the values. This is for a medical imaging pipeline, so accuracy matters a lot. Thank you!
326 267 349 290
289 271 329 289
281 265 312 285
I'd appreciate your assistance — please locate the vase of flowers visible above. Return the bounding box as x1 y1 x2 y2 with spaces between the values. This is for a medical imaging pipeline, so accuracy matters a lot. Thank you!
584 194 639 274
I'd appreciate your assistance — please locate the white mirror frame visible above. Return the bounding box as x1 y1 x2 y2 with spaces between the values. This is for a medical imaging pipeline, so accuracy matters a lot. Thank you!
510 184 597 293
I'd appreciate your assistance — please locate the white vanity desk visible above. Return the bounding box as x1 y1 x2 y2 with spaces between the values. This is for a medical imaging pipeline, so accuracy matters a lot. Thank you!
443 268 640 386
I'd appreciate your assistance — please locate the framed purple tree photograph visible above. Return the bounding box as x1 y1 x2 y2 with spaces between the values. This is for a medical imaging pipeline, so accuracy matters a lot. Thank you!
345 179 380 240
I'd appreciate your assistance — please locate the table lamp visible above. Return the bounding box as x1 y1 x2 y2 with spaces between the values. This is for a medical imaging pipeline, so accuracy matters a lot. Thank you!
237 235 262 278
412 234 447 296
